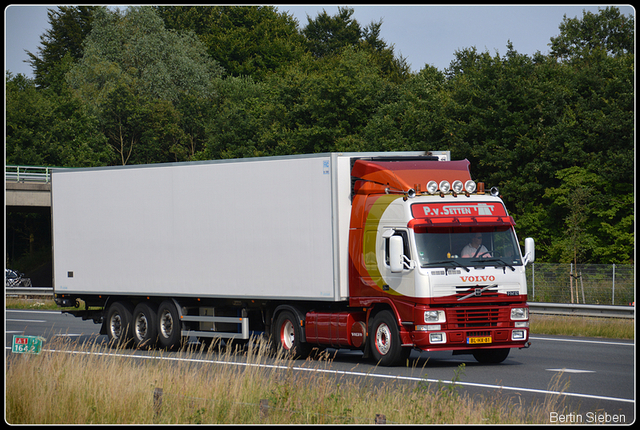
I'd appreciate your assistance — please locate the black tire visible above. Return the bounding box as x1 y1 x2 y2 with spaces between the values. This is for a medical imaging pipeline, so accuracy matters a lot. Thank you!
106 301 134 347
273 310 310 358
132 302 159 349
473 348 510 364
157 300 183 350
370 311 410 366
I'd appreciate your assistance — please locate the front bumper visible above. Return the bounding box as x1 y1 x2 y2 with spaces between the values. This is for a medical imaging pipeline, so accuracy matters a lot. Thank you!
409 326 529 351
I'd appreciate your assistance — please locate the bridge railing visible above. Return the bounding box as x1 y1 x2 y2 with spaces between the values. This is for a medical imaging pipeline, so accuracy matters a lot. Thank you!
5 165 55 183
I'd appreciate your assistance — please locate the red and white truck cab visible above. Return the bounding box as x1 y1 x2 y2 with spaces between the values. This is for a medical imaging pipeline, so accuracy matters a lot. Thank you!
344 157 533 365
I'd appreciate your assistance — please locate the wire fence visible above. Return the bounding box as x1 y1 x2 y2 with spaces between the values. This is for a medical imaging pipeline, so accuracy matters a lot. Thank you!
527 263 635 306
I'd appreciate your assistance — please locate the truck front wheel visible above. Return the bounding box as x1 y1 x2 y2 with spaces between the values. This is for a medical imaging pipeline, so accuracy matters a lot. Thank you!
132 302 158 349
370 311 410 366
157 300 183 350
106 301 134 347
273 311 310 358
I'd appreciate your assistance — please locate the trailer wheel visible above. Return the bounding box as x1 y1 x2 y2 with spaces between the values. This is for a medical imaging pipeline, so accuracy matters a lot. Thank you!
157 300 182 350
370 311 409 366
106 301 134 347
473 348 510 364
274 311 310 358
132 302 158 349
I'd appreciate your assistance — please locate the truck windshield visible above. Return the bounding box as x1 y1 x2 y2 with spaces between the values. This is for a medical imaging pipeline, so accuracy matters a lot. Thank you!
414 225 522 268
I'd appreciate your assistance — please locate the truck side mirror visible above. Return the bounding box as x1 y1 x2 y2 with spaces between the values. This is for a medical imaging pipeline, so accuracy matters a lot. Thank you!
389 235 404 273
523 237 535 266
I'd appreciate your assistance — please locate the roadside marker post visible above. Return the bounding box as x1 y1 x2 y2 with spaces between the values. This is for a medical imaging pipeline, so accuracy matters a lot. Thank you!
11 335 45 354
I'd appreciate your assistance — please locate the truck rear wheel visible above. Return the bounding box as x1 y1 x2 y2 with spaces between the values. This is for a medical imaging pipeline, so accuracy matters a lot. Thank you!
157 300 183 350
370 311 410 366
132 302 158 349
473 348 510 364
274 310 310 358
106 301 134 347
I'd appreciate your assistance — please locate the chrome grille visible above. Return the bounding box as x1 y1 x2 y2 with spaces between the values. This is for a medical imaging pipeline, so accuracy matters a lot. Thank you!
448 307 509 328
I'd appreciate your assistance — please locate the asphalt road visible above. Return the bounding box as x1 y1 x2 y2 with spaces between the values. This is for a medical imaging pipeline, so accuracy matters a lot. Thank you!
5 309 635 424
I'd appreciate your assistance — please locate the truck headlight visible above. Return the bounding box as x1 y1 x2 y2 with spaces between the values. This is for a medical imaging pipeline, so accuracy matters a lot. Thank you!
511 307 528 320
464 180 476 193
424 310 446 323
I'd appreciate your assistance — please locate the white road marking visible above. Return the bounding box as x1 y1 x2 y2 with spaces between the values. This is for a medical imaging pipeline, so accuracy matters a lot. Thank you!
529 336 632 347
6 319 47 323
546 368 595 373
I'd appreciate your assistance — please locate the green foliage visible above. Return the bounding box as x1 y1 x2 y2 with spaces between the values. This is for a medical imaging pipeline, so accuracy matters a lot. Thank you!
6 72 111 167
360 65 449 152
549 6 634 61
26 6 98 90
67 6 220 106
64 6 223 165
302 7 410 83
202 75 269 159
437 22 633 264
156 5 306 80
303 6 362 58
5 6 634 263
273 48 394 154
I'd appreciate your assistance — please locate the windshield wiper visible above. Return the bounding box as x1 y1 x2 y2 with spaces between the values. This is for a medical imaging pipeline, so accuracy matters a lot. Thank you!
471 257 516 272
423 260 470 272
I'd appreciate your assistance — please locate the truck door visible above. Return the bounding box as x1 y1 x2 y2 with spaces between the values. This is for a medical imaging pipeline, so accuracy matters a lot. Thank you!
380 228 415 296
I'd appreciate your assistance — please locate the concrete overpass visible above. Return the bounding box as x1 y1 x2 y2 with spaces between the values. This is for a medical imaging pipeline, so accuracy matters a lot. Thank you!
6 166 53 287
5 165 52 208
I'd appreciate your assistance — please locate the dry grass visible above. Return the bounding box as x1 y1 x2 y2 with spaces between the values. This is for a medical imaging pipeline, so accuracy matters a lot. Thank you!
7 337 573 425
530 314 634 339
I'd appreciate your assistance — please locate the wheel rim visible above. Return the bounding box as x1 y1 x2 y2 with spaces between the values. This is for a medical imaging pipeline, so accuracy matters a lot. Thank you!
375 323 391 355
280 319 295 350
110 313 123 339
135 313 148 339
159 309 173 338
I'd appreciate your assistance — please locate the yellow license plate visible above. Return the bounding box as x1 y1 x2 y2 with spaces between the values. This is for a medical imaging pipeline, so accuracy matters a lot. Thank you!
467 336 492 344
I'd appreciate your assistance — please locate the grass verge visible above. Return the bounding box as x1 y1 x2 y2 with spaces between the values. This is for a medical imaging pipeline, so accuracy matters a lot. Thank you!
6 337 574 424
6 298 630 424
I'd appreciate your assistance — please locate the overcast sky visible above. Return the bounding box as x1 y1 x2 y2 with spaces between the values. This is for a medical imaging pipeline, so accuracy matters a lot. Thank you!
4 4 635 78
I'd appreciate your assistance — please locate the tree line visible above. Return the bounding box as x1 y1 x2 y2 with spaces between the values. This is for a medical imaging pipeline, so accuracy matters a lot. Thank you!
6 6 634 265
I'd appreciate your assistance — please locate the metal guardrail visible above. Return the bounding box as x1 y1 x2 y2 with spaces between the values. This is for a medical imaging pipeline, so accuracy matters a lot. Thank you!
5 165 55 183
527 302 634 319
5 288 635 318
6 287 55 297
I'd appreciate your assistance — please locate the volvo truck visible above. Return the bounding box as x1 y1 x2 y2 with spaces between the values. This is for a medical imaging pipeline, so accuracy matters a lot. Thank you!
52 152 533 365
